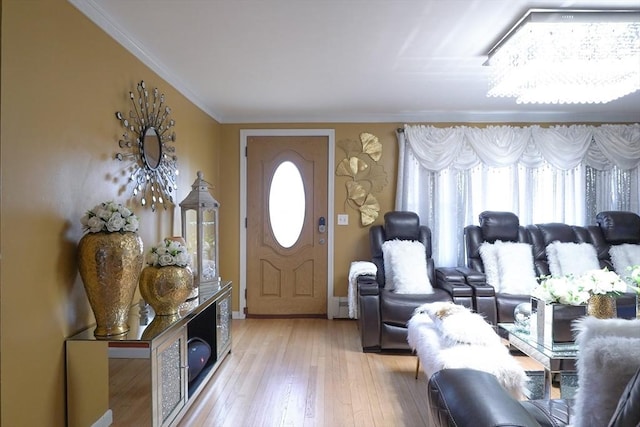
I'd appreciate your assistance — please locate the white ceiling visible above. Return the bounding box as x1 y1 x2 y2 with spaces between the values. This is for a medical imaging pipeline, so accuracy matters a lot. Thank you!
71 0 640 124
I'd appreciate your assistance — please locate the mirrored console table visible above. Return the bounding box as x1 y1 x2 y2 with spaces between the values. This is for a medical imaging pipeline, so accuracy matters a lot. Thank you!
66 281 232 427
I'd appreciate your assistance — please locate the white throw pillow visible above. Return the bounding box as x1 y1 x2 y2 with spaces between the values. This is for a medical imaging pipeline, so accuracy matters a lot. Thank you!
495 242 538 294
572 317 640 427
479 242 500 289
479 241 537 294
546 241 600 276
381 239 433 294
609 244 640 276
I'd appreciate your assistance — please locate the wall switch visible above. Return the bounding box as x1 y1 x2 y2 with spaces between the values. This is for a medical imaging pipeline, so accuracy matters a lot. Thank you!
337 214 349 225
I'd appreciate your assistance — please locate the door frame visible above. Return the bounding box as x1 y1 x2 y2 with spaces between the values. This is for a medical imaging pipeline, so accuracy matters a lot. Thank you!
238 129 335 319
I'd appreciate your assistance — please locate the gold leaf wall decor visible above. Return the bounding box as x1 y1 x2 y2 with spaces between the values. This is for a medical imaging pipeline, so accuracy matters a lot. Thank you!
336 157 368 177
345 181 368 206
359 194 380 226
336 132 388 226
360 132 382 162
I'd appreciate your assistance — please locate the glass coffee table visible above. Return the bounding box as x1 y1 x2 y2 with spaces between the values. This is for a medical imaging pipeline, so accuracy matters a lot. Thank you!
499 323 578 399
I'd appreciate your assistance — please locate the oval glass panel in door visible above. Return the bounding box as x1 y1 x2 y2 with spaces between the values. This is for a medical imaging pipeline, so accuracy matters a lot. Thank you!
269 161 305 248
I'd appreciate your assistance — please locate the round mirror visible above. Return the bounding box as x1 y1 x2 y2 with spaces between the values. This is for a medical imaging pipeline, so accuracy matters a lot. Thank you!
142 127 162 170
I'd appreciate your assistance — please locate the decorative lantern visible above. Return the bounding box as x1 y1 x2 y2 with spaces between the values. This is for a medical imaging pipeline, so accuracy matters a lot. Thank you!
180 171 220 299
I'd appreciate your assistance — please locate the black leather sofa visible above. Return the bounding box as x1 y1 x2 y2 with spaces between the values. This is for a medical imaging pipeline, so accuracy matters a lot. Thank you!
427 367 640 427
462 211 638 327
356 211 473 352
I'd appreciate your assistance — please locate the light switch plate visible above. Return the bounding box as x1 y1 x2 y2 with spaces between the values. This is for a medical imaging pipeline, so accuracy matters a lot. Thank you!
337 214 349 225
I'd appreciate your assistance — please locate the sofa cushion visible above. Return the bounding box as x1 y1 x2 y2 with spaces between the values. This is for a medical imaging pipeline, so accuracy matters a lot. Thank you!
546 241 600 276
381 239 432 294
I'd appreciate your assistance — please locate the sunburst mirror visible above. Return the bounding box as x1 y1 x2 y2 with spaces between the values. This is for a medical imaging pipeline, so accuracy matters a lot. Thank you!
115 80 178 211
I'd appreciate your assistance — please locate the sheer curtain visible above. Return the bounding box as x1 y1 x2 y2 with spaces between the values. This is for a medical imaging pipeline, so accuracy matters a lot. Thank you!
396 124 640 267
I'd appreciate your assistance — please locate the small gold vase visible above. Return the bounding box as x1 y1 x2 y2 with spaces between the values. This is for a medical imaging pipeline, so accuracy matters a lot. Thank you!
587 294 617 319
78 231 144 337
139 265 194 316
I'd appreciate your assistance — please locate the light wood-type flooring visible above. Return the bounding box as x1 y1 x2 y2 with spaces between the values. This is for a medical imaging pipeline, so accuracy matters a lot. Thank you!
178 318 554 427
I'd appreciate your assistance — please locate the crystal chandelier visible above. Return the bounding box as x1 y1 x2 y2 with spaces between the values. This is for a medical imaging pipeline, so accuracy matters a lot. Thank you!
485 10 640 104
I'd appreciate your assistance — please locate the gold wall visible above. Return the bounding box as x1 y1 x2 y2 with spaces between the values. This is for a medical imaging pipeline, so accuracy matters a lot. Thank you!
1 1 221 425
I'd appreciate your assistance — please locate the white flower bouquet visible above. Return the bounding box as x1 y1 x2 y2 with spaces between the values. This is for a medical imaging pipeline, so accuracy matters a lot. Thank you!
532 268 628 305
147 238 190 267
81 201 139 233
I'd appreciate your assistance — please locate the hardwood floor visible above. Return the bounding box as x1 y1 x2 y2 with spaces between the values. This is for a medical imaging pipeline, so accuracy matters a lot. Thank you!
178 318 554 427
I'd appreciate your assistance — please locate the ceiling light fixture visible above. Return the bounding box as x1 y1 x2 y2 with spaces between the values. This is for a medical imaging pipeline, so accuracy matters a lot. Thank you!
485 9 640 104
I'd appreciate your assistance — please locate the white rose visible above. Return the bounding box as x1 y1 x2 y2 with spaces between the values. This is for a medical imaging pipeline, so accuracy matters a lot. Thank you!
123 216 139 232
106 213 126 232
166 240 182 254
118 206 132 218
158 253 175 266
175 251 189 266
147 252 159 266
87 216 105 233
94 206 111 221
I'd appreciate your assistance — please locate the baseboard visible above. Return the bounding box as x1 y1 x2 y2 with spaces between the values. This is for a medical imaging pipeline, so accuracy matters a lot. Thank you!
333 296 350 319
91 409 112 427
232 300 348 320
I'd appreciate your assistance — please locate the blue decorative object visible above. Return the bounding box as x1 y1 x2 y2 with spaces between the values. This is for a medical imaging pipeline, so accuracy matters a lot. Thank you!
187 337 211 382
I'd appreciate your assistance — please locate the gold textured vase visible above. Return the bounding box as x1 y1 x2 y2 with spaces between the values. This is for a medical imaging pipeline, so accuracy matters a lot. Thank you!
78 231 144 337
587 294 617 319
139 265 194 316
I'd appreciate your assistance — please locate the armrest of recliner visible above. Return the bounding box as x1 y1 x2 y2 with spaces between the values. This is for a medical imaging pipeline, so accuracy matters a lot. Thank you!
455 267 495 296
435 267 473 309
455 267 498 325
356 274 379 295
357 276 381 352
427 369 541 427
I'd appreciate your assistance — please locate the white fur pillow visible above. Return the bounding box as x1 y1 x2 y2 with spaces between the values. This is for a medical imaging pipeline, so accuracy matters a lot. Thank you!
381 239 433 294
479 241 537 294
546 241 600 276
572 317 640 427
495 242 538 294
609 244 640 276
479 242 500 289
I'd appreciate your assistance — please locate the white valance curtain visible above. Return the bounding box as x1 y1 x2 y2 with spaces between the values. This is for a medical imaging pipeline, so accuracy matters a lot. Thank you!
396 123 640 267
400 124 640 172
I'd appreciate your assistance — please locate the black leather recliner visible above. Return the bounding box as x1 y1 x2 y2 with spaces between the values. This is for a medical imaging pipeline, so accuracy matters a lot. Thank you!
356 211 473 352
463 211 531 326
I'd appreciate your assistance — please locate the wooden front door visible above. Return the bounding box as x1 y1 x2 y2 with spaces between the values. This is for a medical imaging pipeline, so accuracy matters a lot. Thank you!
246 135 328 316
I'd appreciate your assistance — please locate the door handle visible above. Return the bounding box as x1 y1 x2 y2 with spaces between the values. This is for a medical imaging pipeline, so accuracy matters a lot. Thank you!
318 216 326 233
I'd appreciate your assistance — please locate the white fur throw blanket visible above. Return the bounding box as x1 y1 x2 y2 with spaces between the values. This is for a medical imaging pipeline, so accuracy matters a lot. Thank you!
571 316 640 427
407 302 528 399
347 261 377 319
